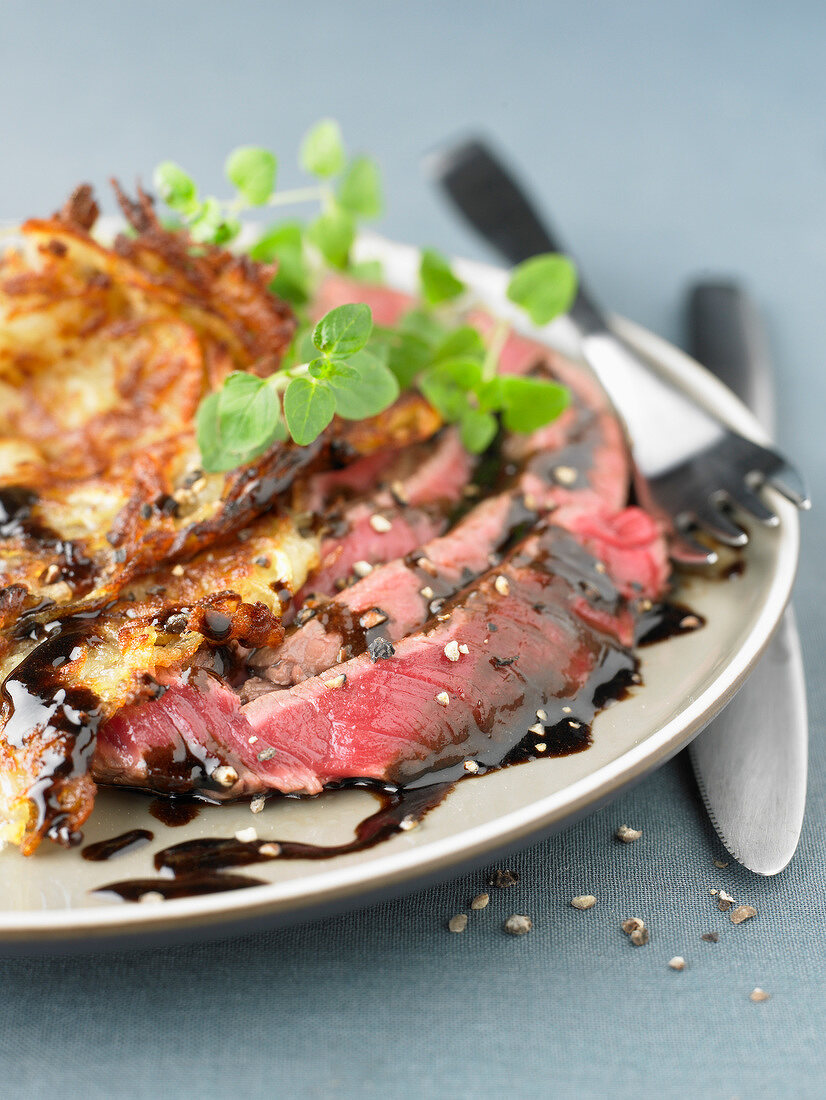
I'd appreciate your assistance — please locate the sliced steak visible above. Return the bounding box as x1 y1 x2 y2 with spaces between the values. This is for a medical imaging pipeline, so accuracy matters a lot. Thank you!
94 524 637 797
248 490 529 690
300 425 471 514
248 365 655 691
92 280 661 808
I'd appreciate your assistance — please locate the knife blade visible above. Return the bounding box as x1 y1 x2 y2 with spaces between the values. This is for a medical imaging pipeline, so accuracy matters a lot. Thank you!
687 283 807 874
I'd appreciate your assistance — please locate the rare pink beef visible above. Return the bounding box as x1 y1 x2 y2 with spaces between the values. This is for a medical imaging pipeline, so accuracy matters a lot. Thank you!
96 525 637 797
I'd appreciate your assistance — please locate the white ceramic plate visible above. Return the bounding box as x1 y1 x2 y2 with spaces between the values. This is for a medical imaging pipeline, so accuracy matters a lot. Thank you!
0 238 799 949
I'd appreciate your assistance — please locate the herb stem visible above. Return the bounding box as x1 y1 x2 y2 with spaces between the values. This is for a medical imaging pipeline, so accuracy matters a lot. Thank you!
267 186 326 208
482 319 510 382
225 187 326 216
264 361 311 392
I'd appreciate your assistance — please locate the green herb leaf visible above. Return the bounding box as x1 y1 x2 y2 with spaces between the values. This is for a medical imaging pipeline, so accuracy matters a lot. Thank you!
250 221 312 306
337 156 383 218
196 392 225 471
419 358 482 421
506 253 577 326
225 146 277 206
380 329 432 388
312 302 373 356
197 388 280 473
307 356 358 381
307 203 355 268
300 119 346 178
398 307 448 347
188 198 240 245
327 349 399 419
476 376 506 412
283 376 336 445
347 258 384 283
433 325 486 364
216 372 282 453
499 375 570 433
419 248 465 306
154 162 198 213
460 408 498 453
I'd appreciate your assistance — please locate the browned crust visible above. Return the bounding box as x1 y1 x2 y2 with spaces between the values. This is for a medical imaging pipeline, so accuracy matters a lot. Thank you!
0 184 446 854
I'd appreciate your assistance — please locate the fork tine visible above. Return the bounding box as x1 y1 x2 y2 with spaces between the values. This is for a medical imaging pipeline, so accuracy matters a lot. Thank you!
722 484 779 527
692 503 749 547
669 531 719 566
764 463 811 510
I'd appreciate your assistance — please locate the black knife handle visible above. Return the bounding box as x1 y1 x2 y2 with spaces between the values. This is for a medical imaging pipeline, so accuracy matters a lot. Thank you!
430 139 559 265
430 139 604 333
687 281 775 433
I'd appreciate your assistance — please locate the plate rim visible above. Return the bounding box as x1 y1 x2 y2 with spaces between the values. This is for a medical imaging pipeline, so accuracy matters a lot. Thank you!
0 240 800 943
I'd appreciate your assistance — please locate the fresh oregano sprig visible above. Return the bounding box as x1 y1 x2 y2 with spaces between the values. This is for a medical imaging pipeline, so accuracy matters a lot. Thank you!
197 303 398 470
366 248 575 453
153 129 578 467
154 119 383 298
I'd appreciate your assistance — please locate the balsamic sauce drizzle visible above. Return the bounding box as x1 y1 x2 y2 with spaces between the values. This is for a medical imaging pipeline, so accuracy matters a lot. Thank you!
81 828 153 862
94 784 451 901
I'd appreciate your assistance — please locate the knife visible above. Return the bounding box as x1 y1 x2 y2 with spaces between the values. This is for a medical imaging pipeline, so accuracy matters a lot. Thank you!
687 283 807 874
428 140 808 873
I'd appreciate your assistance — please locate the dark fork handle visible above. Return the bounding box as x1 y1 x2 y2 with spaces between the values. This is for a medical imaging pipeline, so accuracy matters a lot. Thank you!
431 139 603 333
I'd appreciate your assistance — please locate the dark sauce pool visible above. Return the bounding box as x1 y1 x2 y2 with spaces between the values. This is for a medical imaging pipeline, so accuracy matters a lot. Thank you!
148 799 202 828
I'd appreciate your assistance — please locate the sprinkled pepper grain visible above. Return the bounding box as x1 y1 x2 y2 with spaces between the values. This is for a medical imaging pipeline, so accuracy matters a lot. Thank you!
488 869 519 888
211 765 238 788
571 895 596 910
717 889 734 912
504 914 533 936
731 905 757 925
621 917 645 935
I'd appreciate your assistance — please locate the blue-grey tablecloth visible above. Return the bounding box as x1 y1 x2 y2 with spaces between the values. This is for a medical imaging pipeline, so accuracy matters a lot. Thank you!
1 2 824 1095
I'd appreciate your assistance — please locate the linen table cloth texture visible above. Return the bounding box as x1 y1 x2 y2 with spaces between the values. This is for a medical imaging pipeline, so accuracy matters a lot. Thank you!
1 1 825 1096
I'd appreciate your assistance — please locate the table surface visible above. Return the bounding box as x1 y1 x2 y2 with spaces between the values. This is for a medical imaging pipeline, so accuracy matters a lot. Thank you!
1 2 825 1096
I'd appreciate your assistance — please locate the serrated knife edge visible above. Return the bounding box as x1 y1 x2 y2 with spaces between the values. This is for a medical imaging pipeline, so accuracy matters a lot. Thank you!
687 282 808 874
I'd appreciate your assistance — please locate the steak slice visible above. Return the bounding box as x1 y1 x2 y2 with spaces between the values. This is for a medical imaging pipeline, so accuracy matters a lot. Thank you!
245 491 527 691
297 427 473 599
245 369 660 691
94 524 637 797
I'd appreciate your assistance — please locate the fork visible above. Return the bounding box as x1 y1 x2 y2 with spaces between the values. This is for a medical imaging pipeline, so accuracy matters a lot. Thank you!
429 139 810 562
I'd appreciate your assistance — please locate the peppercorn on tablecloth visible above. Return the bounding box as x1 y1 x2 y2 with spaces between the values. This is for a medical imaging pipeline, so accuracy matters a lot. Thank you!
1 2 825 1096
